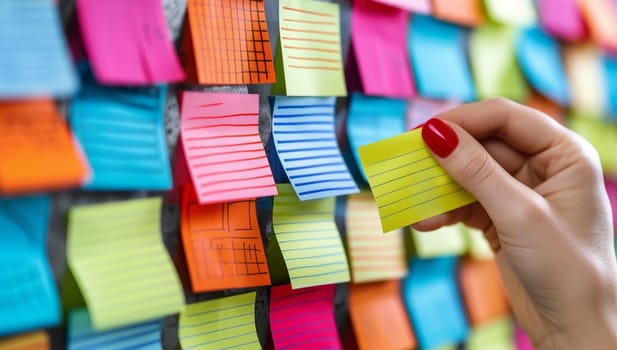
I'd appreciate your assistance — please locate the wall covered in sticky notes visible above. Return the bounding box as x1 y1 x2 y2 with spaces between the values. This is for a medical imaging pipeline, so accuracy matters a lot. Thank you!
3 0 617 349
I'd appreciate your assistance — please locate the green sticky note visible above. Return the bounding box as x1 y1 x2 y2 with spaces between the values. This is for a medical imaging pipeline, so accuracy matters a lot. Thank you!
463 225 494 260
412 224 467 258
483 0 537 27
569 112 617 174
466 317 515 350
469 25 529 102
67 197 185 330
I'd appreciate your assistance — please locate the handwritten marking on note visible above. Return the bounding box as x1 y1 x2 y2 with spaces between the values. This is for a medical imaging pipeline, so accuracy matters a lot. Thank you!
273 184 350 289
270 284 342 350
272 97 358 200
0 331 49 350
68 308 162 350
181 91 277 204
179 292 260 350
358 129 476 232
67 197 184 330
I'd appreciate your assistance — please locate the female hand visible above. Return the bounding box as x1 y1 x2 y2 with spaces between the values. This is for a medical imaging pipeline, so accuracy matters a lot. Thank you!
413 98 617 349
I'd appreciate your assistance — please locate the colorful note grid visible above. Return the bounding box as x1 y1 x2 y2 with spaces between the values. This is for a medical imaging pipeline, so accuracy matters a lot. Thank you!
275 0 347 96
67 197 184 330
270 284 341 350
358 129 476 232
181 91 277 204
272 97 358 200
346 192 407 283
273 184 350 289
0 331 49 350
179 292 260 350
181 185 270 292
186 0 275 84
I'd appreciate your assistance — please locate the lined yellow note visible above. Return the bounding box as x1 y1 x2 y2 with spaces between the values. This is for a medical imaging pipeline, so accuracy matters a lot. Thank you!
179 292 260 350
67 197 185 330
358 129 476 232
273 184 350 289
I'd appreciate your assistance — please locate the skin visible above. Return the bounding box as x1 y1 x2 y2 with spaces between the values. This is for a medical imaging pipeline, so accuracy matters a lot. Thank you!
413 98 617 349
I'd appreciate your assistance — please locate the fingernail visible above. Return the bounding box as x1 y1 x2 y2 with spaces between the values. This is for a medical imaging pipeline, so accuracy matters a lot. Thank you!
421 118 458 158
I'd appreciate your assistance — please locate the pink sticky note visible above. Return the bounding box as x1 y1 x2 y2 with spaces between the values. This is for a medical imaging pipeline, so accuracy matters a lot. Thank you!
270 284 341 350
76 0 185 84
351 0 416 99
515 325 533 350
374 0 432 13
537 0 586 41
180 91 277 204
605 177 617 231
407 98 460 129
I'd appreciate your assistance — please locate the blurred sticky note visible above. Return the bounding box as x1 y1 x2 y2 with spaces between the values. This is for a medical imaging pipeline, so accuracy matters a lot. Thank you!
0 331 49 350
603 55 617 117
347 93 407 181
76 0 184 84
413 224 467 257
184 0 275 84
358 129 476 232
270 284 341 350
563 44 606 115
350 0 415 98
71 79 171 190
459 259 510 326
349 281 417 350
179 292 260 350
524 91 564 124
408 15 476 101
0 195 60 336
604 178 617 231
272 97 358 200
537 0 585 41
482 0 537 26
180 185 270 292
273 0 347 96
0 0 77 98
402 257 469 349
514 325 533 350
463 226 494 260
345 191 407 283
68 308 162 350
373 0 431 13
516 27 569 105
180 91 277 204
0 100 87 194
568 114 617 174
273 184 350 289
466 318 515 350
469 25 529 101
433 0 485 26
407 98 460 129
577 0 617 51
67 197 184 330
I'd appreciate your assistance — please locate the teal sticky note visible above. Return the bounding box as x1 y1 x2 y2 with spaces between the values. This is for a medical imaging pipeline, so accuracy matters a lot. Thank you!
603 55 617 118
408 15 476 101
516 26 569 105
0 195 60 336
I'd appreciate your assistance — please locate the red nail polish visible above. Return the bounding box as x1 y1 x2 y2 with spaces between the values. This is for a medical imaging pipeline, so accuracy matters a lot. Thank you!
421 118 458 158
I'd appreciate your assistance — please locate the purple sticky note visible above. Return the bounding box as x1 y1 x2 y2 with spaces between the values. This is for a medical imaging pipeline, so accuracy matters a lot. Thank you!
537 0 586 41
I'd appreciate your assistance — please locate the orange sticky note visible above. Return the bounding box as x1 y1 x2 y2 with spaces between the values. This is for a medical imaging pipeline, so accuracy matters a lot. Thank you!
577 0 617 51
184 0 276 84
458 258 510 326
432 0 485 26
181 185 271 292
0 100 87 194
524 91 564 124
0 331 49 350
349 281 417 350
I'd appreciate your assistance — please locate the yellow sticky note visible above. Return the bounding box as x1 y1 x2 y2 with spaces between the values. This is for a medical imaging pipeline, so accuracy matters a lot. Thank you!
563 44 606 116
179 292 260 350
569 113 617 174
273 184 350 289
483 0 537 27
413 224 467 258
67 197 185 330
463 225 494 260
358 129 476 232
466 317 515 350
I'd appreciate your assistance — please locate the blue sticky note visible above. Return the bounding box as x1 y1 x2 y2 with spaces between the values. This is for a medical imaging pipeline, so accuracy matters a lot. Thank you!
0 0 78 98
516 26 569 105
347 93 407 181
0 195 60 336
70 69 172 190
402 257 469 348
68 308 162 350
603 56 617 119
408 15 475 101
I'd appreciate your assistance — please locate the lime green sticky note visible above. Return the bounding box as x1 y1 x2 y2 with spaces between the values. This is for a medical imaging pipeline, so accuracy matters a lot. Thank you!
272 0 347 96
273 184 350 289
358 129 476 232
179 292 260 350
569 112 617 174
430 345 457 350
463 225 494 260
466 317 515 350
413 224 467 258
483 0 537 26
67 197 184 330
469 25 529 102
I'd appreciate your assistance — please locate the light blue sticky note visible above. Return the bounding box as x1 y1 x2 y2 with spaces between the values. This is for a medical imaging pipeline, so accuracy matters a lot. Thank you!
408 15 475 102
402 257 469 349
0 195 60 336
0 0 78 98
347 93 407 181
516 26 569 105
68 308 162 350
70 69 171 190
272 97 359 200
603 55 617 119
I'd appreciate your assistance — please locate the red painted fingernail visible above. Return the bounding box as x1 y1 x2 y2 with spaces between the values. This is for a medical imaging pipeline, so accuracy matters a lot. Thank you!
421 118 458 158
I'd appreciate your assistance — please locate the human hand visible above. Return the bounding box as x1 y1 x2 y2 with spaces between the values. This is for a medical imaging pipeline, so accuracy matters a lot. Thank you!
412 98 617 349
